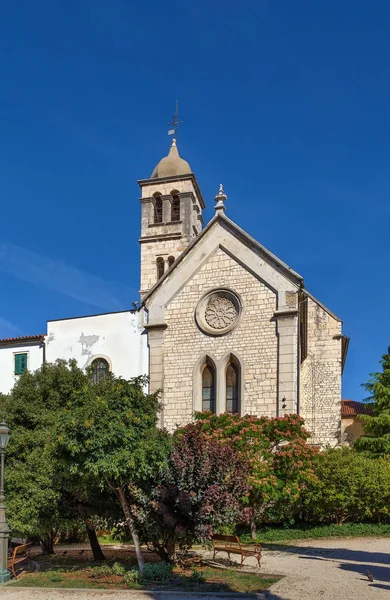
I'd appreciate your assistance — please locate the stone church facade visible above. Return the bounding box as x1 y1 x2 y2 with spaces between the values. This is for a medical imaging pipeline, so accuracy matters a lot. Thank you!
140 140 349 446
0 139 349 446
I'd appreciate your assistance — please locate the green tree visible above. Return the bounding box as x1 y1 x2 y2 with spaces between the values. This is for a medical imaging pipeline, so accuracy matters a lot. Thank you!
302 447 390 524
55 373 170 572
0 360 105 554
355 345 390 457
146 424 249 563
195 412 317 538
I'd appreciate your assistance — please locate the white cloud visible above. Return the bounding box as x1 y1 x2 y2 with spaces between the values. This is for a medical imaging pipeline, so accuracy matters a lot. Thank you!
0 242 136 311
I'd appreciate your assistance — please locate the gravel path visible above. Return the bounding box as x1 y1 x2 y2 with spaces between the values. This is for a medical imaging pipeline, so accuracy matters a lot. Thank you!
258 536 390 599
1 537 389 600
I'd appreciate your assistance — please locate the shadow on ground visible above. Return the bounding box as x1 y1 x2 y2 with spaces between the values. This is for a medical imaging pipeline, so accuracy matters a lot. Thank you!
339 561 390 583
128 595 289 600
265 543 390 566
267 542 390 587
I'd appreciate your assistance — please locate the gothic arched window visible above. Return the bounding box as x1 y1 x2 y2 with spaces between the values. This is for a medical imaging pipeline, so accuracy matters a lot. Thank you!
171 194 180 222
202 363 216 413
226 362 239 414
156 257 165 279
154 194 163 223
91 358 110 383
168 255 175 268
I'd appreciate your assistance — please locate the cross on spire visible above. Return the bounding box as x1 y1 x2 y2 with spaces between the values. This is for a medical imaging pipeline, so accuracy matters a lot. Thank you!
168 101 183 137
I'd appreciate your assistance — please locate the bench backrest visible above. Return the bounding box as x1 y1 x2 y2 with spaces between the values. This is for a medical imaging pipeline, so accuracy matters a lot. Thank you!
212 534 241 548
12 543 32 559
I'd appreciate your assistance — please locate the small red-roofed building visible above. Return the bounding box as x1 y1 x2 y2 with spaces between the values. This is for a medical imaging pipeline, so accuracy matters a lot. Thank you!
341 399 374 445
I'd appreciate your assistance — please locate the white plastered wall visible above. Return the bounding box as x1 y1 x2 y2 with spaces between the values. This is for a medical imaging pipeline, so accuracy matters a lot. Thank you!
45 310 148 380
0 341 44 394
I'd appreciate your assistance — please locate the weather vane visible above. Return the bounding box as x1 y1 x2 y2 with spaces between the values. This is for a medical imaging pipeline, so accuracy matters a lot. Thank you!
168 101 183 136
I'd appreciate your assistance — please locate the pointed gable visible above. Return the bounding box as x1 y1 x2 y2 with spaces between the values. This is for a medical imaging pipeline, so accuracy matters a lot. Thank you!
142 212 303 315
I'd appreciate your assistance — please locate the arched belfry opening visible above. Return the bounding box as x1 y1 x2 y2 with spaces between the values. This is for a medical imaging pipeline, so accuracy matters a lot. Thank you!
170 190 180 222
153 193 163 224
156 257 164 280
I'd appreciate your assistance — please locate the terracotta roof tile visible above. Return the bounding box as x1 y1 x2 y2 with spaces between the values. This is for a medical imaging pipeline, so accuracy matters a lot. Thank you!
341 399 374 417
0 334 45 344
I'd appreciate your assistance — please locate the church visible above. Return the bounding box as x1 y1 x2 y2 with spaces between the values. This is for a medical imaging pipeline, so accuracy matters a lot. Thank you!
0 139 349 446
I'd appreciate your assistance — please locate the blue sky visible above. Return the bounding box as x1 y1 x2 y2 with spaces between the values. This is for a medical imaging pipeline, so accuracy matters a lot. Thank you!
1 0 390 400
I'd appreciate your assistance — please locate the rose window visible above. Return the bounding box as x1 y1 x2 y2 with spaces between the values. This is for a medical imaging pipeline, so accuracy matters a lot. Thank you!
195 288 242 336
205 297 237 330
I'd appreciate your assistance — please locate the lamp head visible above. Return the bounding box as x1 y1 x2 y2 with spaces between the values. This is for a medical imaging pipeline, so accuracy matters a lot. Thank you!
0 422 11 450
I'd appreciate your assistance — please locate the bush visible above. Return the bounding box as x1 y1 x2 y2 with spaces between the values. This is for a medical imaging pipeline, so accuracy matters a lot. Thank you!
123 563 173 587
302 448 390 525
195 412 317 537
88 565 113 579
239 522 390 543
148 425 249 563
189 569 206 583
112 562 126 576
124 569 142 586
142 562 173 582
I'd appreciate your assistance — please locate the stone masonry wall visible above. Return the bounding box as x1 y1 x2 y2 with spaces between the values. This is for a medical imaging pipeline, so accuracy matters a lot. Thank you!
300 297 342 446
162 247 278 430
140 237 188 296
139 177 203 297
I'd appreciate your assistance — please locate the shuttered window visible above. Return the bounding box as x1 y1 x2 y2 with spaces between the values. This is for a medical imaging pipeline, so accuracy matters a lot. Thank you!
14 353 28 375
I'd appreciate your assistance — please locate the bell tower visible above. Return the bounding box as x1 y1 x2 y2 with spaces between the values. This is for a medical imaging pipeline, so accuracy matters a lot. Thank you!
138 139 205 298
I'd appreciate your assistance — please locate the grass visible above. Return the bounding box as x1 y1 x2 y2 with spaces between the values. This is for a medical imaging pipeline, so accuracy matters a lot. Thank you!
239 522 390 544
10 572 114 589
97 534 126 545
194 568 279 593
99 522 390 548
10 561 279 593
99 523 390 545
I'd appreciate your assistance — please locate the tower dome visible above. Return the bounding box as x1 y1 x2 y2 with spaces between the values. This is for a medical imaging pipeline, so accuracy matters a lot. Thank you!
151 139 192 179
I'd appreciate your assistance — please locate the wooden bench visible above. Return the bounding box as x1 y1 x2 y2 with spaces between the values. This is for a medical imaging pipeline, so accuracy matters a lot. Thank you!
212 534 262 567
7 543 32 578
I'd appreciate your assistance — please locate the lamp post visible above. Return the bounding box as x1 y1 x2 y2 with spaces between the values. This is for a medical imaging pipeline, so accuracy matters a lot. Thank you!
0 422 10 584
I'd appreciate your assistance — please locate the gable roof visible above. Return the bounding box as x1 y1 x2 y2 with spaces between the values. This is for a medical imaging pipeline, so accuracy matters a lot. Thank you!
142 212 304 305
341 400 374 417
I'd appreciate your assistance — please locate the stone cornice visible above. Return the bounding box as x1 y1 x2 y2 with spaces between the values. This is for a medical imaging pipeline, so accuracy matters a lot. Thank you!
274 308 299 318
139 232 182 243
179 191 195 201
144 322 168 331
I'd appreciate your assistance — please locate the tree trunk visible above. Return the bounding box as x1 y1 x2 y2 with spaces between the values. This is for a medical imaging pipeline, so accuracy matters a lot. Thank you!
85 517 106 561
152 541 171 564
116 486 145 572
39 534 55 555
250 517 257 541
